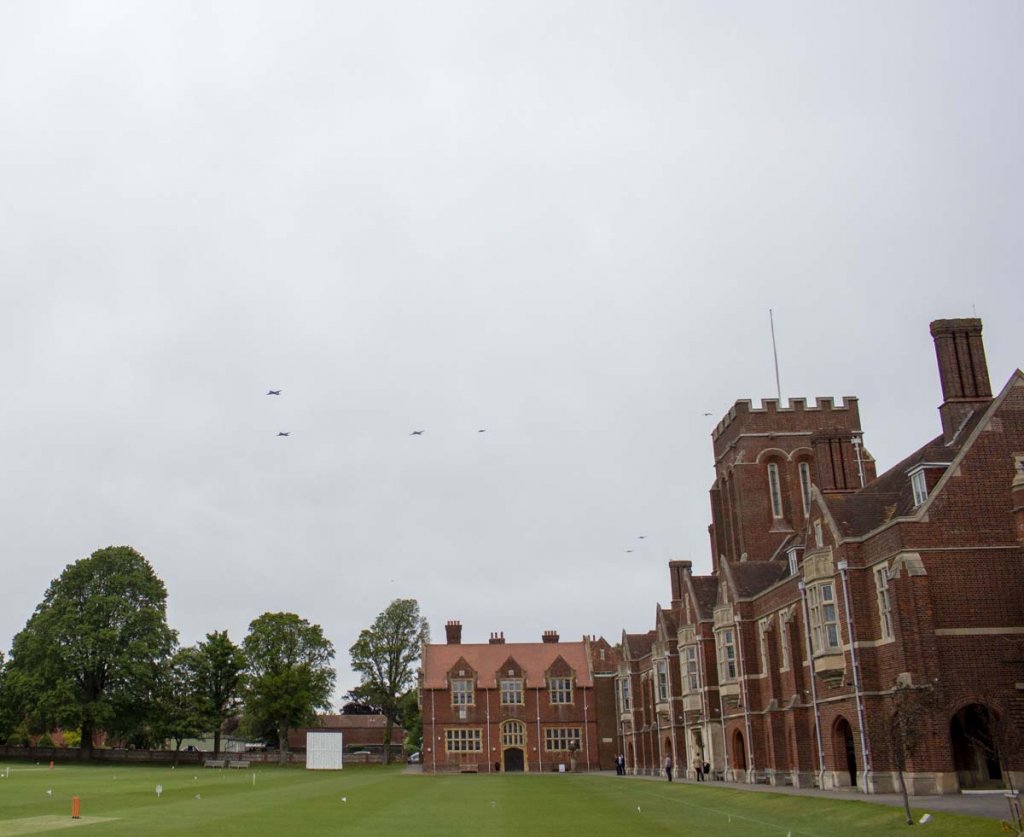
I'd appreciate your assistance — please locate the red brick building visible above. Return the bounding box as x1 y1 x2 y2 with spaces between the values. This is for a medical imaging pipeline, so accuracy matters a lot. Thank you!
618 318 1024 794
419 621 619 773
287 714 405 757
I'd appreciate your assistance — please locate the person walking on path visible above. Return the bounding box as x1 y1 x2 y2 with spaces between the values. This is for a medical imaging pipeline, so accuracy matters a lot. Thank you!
664 755 673 782
693 756 704 781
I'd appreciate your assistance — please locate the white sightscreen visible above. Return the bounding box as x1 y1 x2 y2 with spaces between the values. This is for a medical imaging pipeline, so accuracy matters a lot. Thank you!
306 731 344 770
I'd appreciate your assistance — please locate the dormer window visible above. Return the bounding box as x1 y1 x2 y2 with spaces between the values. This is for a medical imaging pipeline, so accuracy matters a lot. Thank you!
549 676 573 704
911 469 928 507
787 546 801 575
451 678 474 706
500 677 524 705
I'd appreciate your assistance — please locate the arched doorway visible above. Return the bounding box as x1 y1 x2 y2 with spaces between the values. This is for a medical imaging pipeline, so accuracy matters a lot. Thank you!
501 720 526 773
833 717 857 787
951 704 1002 789
731 730 747 771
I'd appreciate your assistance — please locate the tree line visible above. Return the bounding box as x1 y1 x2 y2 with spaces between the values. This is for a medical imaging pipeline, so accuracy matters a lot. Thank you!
0 546 428 765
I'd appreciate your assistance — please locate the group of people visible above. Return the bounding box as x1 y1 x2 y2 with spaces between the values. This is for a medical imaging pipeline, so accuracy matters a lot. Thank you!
613 753 710 781
667 755 711 782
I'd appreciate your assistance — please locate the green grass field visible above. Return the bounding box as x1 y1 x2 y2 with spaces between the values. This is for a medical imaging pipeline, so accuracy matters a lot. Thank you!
0 762 1004 836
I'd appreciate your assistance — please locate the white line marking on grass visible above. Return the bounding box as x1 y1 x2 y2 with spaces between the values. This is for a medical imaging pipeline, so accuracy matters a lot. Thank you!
629 785 821 837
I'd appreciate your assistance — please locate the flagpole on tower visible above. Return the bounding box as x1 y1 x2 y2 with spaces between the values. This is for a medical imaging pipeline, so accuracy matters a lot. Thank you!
769 309 782 402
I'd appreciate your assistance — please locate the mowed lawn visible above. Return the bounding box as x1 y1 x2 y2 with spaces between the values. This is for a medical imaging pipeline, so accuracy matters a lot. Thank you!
0 762 1001 836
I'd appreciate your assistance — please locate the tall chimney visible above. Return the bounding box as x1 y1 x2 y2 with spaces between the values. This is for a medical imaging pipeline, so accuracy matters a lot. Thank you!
542 630 559 644
669 560 691 609
445 620 462 645
930 318 992 443
488 632 505 644
811 428 860 493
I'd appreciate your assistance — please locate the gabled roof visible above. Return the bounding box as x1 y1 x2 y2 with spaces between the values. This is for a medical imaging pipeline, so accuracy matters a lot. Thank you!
690 576 718 619
721 559 789 600
421 641 592 689
587 636 620 673
820 373 1023 539
656 605 678 637
621 631 656 661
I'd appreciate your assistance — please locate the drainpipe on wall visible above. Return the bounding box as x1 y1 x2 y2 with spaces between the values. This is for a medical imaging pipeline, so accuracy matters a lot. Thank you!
696 633 714 772
486 689 492 773
535 687 543 774
430 690 436 773
838 559 872 792
734 617 755 781
583 694 590 772
717 685 729 780
799 581 827 788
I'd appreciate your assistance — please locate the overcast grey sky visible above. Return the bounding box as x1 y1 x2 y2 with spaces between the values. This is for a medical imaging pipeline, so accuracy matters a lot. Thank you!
2 1 1022 700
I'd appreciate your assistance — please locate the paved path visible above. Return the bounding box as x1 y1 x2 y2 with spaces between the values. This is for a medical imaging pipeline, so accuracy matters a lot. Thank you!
606 770 1017 822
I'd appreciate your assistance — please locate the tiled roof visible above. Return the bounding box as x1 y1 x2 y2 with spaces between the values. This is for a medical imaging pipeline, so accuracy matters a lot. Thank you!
691 577 718 619
421 641 593 689
729 560 789 598
659 607 679 636
825 410 984 538
622 631 656 660
286 714 405 748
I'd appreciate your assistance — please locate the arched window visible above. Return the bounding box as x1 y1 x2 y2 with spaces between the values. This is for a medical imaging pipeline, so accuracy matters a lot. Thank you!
767 462 783 518
501 720 525 747
798 461 813 516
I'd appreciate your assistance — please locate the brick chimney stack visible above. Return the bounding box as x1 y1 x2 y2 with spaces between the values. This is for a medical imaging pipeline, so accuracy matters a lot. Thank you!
811 428 861 494
930 318 993 444
445 620 462 645
488 632 505 644
542 630 559 644
669 560 691 609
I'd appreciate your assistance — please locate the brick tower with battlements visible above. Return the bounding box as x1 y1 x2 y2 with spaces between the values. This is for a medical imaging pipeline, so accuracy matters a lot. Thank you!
707 397 876 574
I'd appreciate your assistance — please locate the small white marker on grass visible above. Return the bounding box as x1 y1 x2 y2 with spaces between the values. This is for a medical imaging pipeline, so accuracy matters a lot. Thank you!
919 814 932 824
156 785 163 798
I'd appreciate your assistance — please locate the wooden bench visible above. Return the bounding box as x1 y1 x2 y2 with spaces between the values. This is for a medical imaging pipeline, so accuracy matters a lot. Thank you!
203 759 227 768
227 760 251 769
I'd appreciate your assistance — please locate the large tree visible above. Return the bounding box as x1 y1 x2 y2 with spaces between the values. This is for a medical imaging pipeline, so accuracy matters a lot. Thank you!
4 546 176 758
192 630 247 756
349 599 429 764
242 612 335 764
153 648 207 761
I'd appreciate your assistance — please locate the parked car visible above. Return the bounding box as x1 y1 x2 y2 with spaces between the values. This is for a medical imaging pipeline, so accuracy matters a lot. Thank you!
407 752 421 764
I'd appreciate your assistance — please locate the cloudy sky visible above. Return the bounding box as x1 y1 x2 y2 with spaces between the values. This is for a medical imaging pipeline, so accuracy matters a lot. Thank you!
2 1 1022 699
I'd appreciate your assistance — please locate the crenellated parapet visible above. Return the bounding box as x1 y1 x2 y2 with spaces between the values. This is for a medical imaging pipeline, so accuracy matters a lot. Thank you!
712 396 861 461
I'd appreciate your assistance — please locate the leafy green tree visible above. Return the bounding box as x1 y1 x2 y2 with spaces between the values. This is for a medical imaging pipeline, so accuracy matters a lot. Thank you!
349 599 429 764
4 546 177 759
399 688 422 754
192 631 247 756
242 612 335 765
154 648 208 762
340 686 381 715
0 652 13 743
